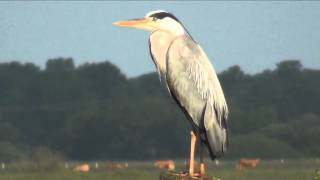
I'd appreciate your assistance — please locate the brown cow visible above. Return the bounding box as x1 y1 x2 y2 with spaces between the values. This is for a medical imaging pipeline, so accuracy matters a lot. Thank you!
108 162 129 170
236 158 260 170
73 163 90 172
154 160 175 171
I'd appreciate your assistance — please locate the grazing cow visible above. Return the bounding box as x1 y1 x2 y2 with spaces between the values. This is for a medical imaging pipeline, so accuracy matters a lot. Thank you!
73 163 90 172
108 162 129 170
236 158 260 170
154 160 175 171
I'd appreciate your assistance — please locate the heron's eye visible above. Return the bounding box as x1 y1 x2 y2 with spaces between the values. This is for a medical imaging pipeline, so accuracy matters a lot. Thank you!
152 17 158 21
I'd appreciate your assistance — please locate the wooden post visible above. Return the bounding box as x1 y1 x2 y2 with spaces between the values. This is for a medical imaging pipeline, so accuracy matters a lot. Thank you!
159 171 220 180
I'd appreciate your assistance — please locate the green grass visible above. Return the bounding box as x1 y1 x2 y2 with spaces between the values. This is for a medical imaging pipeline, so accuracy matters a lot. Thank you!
0 159 318 180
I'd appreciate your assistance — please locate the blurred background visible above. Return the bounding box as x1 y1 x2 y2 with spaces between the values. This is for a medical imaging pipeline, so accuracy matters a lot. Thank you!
0 1 319 163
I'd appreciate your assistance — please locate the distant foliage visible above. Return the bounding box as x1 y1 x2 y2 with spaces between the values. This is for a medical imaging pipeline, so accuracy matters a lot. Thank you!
0 58 319 160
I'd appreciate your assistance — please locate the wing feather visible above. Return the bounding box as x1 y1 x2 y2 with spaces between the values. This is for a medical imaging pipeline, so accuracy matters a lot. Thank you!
166 36 228 129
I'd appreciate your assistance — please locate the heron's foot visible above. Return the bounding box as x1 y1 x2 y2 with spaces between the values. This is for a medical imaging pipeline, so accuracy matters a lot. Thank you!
176 171 198 177
173 171 189 178
179 171 204 178
169 171 209 179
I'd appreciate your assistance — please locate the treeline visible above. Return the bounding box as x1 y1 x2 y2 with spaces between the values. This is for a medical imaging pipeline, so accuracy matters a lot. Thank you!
0 58 319 161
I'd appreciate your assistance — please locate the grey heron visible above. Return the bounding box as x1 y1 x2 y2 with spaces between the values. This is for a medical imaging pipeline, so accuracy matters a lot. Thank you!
113 10 228 177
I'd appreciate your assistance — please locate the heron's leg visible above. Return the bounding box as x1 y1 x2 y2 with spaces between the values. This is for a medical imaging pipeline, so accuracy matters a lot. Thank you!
200 142 206 176
189 131 196 176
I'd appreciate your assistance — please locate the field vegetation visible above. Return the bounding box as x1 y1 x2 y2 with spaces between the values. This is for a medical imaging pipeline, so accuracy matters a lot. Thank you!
0 159 318 180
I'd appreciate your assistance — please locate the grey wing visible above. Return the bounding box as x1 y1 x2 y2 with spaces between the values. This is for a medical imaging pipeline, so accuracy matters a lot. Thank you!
165 36 229 158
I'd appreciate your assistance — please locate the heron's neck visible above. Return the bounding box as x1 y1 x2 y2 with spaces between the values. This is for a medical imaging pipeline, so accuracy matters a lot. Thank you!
149 30 177 77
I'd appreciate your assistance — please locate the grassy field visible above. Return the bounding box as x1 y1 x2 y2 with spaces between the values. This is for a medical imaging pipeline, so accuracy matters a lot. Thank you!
0 159 319 180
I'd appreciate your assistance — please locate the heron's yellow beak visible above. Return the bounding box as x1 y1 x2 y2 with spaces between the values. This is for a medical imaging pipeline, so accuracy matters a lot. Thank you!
113 18 147 27
113 18 156 30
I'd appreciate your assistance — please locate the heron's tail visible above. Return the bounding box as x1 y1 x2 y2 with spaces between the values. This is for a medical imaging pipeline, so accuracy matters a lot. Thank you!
205 121 228 160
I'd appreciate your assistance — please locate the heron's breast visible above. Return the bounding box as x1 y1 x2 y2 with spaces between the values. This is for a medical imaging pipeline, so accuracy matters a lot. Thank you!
149 31 176 75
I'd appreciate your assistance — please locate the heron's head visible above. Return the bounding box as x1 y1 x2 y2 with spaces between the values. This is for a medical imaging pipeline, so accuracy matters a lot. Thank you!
113 10 186 36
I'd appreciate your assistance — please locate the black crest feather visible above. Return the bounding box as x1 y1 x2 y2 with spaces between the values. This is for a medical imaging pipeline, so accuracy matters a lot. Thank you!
149 12 180 22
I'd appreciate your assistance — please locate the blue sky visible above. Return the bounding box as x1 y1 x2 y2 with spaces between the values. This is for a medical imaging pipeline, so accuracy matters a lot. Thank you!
0 1 319 77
